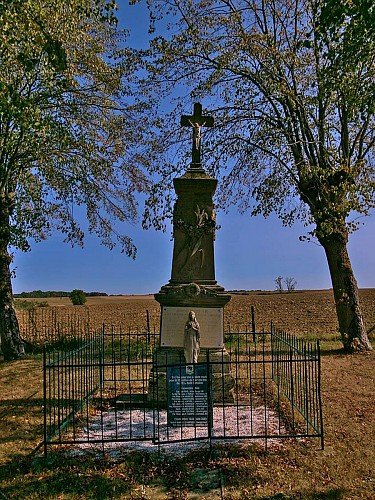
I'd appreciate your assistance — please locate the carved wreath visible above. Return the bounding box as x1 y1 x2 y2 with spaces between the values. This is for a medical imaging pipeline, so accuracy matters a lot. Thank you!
174 205 216 238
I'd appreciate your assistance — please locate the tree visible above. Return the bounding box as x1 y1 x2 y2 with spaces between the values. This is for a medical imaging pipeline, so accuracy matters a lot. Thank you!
285 277 297 293
69 289 87 306
0 0 149 360
136 0 374 351
275 277 284 293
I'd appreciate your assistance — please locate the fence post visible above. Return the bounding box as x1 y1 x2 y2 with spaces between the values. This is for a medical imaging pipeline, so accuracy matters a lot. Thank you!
146 310 151 342
43 346 48 457
270 328 275 381
289 345 295 432
100 324 105 388
206 349 212 447
251 305 256 342
304 344 309 437
317 340 324 450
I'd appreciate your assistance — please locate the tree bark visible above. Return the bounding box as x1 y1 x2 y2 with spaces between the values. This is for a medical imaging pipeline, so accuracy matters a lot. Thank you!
319 231 373 351
0 195 25 360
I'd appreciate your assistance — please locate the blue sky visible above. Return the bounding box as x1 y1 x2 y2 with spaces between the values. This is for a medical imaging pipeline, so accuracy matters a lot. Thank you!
12 208 375 294
11 1 375 295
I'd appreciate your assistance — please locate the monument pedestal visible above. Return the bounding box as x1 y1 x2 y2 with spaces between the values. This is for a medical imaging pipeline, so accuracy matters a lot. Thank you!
148 347 234 406
148 285 234 406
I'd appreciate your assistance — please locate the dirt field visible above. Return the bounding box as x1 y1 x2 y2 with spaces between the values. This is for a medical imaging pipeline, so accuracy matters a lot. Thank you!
16 289 375 345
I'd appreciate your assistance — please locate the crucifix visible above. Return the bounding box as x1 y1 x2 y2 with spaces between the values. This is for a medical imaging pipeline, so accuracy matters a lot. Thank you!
181 103 214 165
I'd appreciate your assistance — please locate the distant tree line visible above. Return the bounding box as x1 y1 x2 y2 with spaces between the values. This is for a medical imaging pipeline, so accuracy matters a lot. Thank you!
14 291 108 298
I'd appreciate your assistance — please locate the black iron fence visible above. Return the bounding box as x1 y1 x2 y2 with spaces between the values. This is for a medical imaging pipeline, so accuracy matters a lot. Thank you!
43 331 103 454
42 325 323 455
271 326 323 442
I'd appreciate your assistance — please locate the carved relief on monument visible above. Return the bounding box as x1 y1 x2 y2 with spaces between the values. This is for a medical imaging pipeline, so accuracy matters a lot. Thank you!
161 282 221 298
172 203 216 280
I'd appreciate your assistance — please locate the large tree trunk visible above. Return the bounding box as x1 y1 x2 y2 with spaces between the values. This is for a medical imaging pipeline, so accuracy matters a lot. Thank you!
0 195 25 360
319 231 372 351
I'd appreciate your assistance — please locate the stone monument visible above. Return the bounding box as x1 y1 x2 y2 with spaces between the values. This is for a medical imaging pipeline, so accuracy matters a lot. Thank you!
148 103 233 405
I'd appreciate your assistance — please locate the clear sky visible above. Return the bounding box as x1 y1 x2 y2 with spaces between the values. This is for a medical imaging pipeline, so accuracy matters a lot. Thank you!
12 208 375 294
11 1 375 295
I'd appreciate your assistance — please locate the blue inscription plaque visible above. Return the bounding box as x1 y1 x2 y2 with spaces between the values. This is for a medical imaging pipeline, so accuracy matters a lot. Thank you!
167 364 212 428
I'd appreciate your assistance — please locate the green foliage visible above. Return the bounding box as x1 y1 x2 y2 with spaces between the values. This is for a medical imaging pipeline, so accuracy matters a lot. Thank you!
69 289 87 306
318 0 375 67
0 0 151 359
14 299 49 310
316 0 375 138
137 0 375 242
0 0 149 257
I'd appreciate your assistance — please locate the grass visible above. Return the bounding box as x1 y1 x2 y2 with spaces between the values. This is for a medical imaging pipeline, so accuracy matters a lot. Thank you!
0 344 374 499
1 292 375 499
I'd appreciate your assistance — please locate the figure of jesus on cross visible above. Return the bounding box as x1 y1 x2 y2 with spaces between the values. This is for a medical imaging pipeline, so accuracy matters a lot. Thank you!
181 103 214 166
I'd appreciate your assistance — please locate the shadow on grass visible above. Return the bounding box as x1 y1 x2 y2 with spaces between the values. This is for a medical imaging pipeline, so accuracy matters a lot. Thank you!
319 345 375 357
259 490 346 499
318 347 350 357
0 452 147 499
0 397 44 458
0 397 44 419
0 447 350 500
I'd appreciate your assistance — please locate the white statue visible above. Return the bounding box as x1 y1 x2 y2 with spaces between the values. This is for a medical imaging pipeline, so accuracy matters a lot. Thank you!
184 310 200 364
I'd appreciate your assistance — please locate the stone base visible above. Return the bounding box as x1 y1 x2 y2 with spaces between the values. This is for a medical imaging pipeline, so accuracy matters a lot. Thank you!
147 347 234 406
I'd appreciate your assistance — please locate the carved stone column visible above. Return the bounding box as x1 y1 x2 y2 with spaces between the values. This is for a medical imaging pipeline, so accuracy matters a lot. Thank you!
149 164 233 405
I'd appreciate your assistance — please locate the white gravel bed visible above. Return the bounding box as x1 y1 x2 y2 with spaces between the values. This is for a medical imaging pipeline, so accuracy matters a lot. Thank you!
72 405 286 457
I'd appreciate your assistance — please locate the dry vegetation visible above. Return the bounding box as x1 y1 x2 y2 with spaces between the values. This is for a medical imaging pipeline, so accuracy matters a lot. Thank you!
1 291 374 499
16 289 375 344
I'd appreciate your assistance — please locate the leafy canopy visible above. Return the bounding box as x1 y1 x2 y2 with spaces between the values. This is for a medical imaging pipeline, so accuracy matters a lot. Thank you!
0 0 149 257
318 0 375 65
137 0 375 243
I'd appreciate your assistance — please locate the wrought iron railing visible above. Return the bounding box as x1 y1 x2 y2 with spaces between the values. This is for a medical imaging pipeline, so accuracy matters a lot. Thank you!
42 324 323 455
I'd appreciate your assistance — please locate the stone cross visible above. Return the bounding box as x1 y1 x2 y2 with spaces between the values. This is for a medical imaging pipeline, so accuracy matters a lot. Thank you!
181 103 214 165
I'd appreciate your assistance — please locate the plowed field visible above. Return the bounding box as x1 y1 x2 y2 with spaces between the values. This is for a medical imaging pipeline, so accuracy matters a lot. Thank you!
16 289 375 344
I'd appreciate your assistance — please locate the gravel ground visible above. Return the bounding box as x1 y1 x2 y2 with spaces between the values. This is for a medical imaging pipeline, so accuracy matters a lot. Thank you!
72 405 285 457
